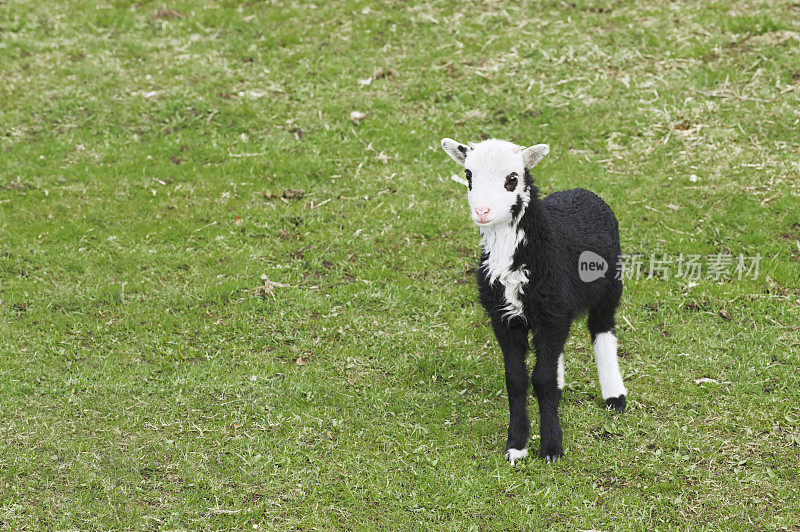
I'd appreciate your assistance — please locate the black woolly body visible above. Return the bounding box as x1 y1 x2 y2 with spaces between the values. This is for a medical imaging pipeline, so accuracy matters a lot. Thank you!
478 185 621 329
475 181 625 462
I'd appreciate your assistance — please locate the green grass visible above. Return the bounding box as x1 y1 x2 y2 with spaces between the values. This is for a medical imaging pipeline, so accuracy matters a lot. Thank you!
1 0 799 528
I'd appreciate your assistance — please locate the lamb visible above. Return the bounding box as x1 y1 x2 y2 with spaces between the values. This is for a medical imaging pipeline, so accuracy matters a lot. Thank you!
440 137 628 463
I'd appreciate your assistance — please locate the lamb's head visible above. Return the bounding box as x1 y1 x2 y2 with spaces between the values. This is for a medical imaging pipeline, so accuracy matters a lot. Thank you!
441 138 549 228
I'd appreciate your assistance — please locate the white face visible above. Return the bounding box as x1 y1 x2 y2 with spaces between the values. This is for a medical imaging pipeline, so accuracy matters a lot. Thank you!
465 144 526 227
441 138 550 228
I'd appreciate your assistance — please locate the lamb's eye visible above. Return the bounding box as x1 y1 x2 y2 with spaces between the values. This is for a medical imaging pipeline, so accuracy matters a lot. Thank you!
465 169 472 190
504 172 518 192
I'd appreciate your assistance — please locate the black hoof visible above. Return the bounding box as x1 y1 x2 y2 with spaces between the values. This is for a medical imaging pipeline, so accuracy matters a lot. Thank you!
540 444 563 463
605 395 626 414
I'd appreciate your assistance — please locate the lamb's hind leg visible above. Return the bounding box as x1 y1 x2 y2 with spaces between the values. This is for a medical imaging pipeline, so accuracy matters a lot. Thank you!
587 301 627 414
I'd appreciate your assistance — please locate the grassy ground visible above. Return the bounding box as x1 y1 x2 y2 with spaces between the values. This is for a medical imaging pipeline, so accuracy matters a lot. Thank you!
1 0 799 529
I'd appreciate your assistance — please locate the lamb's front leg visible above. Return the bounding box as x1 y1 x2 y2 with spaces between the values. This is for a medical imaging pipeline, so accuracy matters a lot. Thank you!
491 319 530 464
531 327 569 462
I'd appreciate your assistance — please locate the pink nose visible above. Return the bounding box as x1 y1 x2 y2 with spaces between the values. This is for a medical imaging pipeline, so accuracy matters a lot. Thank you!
474 207 491 220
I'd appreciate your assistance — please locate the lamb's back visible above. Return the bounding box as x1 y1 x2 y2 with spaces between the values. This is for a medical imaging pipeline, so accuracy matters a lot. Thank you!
541 188 620 258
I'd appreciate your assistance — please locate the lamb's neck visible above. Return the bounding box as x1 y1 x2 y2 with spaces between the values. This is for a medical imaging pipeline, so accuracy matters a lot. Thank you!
515 196 551 252
480 221 525 286
479 199 550 285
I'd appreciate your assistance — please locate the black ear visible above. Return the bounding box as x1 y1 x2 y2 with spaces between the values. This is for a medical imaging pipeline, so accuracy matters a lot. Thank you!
441 138 469 165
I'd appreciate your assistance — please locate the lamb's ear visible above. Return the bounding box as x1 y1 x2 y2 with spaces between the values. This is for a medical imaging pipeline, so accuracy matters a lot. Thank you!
521 144 550 169
441 138 469 165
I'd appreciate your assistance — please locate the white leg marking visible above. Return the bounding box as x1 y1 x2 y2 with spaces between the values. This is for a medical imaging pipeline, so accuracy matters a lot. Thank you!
593 332 627 399
504 447 528 465
556 353 565 390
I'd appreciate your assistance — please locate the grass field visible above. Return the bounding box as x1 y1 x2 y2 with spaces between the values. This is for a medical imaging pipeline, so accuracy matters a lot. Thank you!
1 0 800 528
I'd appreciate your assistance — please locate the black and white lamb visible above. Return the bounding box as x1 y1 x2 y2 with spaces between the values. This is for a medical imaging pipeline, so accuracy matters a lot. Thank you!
441 137 627 464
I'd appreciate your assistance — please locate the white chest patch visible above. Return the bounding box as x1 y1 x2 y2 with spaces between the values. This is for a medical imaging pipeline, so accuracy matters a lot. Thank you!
480 224 529 319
